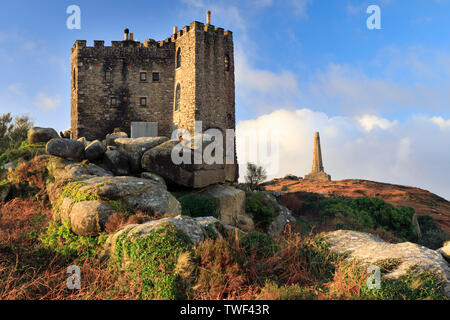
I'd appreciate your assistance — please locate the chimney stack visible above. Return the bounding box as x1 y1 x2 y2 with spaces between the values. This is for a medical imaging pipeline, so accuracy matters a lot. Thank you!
173 26 178 34
130 33 134 41
206 10 211 25
124 28 129 41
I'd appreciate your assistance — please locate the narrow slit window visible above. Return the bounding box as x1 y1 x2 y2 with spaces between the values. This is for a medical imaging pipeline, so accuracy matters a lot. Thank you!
73 68 76 89
225 54 230 72
175 83 181 111
176 48 181 69
110 97 117 106
140 97 147 106
105 70 112 82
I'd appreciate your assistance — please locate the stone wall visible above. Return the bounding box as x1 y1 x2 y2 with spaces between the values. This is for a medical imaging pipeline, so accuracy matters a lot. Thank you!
71 18 239 181
71 40 175 140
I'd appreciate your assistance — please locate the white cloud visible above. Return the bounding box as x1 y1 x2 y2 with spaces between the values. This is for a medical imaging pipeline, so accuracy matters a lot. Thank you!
357 115 398 132
235 49 301 114
7 83 24 96
431 116 450 129
35 93 61 111
236 109 450 200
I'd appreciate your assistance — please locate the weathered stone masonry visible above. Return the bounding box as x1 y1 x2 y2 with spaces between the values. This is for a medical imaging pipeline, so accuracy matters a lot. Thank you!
71 13 237 181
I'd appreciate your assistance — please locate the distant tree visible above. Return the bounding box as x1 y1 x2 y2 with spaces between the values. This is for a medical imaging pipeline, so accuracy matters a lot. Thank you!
0 113 33 154
245 162 267 190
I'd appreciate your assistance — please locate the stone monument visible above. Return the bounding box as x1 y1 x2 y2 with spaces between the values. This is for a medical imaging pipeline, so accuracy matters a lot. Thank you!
304 132 331 181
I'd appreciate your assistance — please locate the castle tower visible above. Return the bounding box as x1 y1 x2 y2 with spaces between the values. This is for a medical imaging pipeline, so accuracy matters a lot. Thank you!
304 132 331 181
70 11 238 182
172 11 237 181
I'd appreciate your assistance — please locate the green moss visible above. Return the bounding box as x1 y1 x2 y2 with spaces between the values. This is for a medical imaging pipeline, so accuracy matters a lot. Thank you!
374 258 403 274
40 219 107 259
361 265 447 300
62 181 100 203
113 223 193 300
109 199 133 216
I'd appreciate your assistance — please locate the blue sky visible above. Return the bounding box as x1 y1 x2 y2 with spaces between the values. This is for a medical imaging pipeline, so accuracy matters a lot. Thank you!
0 0 449 198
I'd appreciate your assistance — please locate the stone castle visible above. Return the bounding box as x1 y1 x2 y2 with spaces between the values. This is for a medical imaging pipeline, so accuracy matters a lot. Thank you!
70 11 235 143
70 11 237 183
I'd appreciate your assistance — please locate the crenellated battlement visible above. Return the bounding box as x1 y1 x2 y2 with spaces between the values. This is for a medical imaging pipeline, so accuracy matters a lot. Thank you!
72 15 232 54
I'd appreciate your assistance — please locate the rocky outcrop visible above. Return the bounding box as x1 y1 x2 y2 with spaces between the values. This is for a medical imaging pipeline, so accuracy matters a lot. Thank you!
141 140 226 188
46 157 114 213
46 157 181 236
103 150 130 176
70 200 115 236
199 185 245 226
438 241 450 264
103 215 243 261
46 138 85 161
85 140 106 161
268 205 297 236
47 157 113 184
115 137 168 172
105 131 128 146
73 176 181 217
263 191 296 236
28 127 59 144
323 230 450 298
141 172 166 185
77 137 90 147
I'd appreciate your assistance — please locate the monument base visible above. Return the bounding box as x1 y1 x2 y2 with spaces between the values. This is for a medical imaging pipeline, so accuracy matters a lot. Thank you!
304 171 331 182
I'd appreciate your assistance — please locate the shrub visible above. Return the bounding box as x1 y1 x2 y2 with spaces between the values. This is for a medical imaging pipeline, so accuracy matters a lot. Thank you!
0 113 33 157
241 232 279 258
0 141 45 168
416 215 450 249
245 192 279 232
317 197 418 242
179 193 218 218
245 163 267 190
8 155 50 192
113 224 193 300
192 238 248 300
256 281 317 300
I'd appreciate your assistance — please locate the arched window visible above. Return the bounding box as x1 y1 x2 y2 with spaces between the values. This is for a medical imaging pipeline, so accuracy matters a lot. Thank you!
176 48 181 69
175 83 181 111
225 54 230 72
